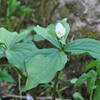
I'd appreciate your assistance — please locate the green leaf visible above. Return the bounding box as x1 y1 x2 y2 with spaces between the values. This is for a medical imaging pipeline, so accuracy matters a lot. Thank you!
0 70 14 82
16 25 34 42
6 42 37 70
33 34 45 42
34 25 61 48
93 80 100 100
87 77 96 94
7 0 21 17
75 70 97 87
64 38 100 60
24 49 67 91
0 46 5 58
70 78 78 84
85 60 100 71
75 70 97 94
20 6 35 14
73 92 84 100
0 27 37 70
0 27 18 48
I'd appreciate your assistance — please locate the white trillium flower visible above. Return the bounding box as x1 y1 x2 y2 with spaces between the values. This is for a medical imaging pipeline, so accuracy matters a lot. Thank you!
55 23 66 38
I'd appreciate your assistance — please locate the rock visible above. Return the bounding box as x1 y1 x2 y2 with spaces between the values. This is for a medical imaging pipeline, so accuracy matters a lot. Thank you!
54 0 100 32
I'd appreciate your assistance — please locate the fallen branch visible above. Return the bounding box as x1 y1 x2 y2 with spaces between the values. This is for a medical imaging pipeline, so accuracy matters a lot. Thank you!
2 94 71 100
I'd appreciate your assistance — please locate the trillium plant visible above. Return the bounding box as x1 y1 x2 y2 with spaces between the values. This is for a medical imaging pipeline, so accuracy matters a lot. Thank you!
0 18 100 99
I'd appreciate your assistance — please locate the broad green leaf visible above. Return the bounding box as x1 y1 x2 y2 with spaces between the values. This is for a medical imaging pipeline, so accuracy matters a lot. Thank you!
0 27 38 70
0 27 18 48
33 34 45 42
93 80 100 100
24 49 67 91
0 70 14 82
6 42 37 70
64 38 100 60
34 26 61 48
16 25 34 42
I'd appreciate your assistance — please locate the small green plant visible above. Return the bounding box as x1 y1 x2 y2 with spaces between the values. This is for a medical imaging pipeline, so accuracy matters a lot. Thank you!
0 0 34 30
41 72 68 99
74 60 100 100
0 18 100 100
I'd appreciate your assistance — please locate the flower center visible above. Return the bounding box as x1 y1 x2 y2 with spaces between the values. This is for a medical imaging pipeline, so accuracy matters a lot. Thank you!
58 31 63 35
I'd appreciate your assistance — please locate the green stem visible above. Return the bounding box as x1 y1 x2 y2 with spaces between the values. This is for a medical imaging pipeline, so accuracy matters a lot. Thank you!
18 75 22 100
6 17 12 30
4 64 27 81
89 80 96 100
90 89 93 100
52 72 60 100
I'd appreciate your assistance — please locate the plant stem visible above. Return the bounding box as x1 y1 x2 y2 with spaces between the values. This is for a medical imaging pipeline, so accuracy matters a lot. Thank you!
52 72 60 100
90 89 94 100
90 80 96 100
18 75 22 100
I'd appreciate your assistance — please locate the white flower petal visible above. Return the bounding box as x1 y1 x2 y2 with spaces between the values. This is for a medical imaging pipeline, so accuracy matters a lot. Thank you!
55 23 66 38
